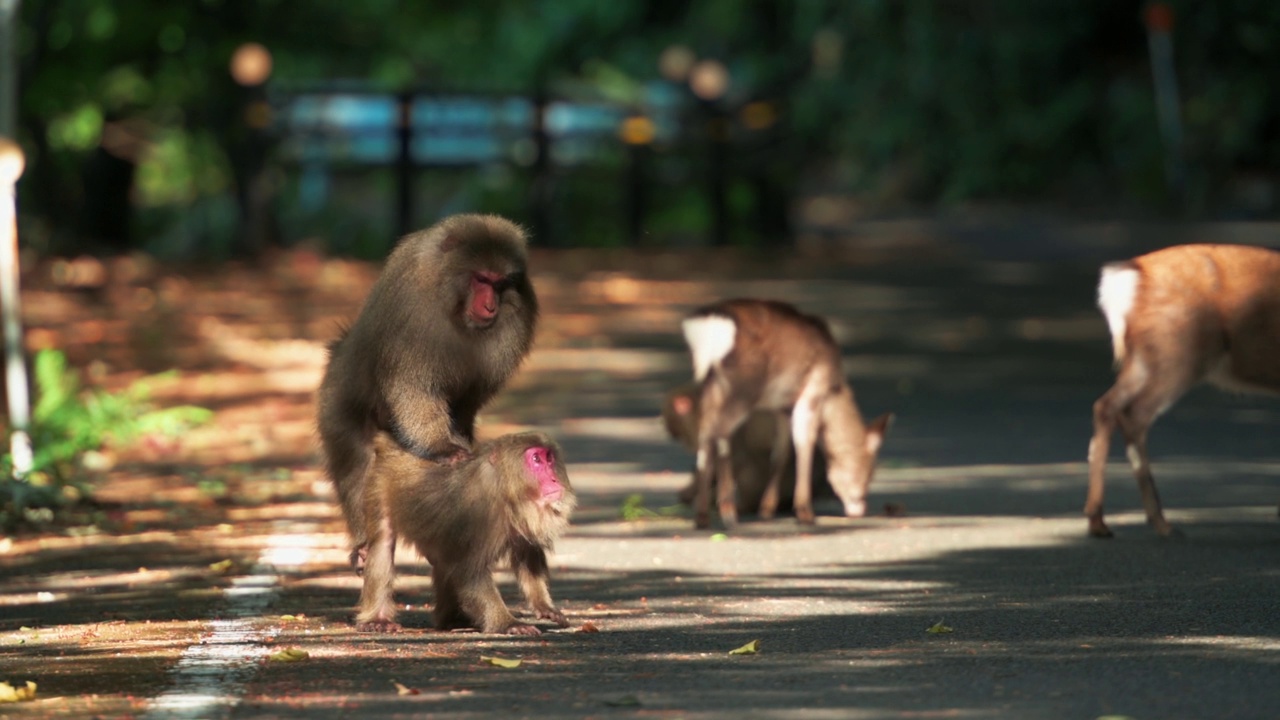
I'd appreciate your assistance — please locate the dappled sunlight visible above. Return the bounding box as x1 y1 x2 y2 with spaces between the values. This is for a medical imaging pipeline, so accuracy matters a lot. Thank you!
1161 635 1280 657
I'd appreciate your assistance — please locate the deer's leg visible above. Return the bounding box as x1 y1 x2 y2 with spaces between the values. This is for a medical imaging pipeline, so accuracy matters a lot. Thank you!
693 380 749 529
1088 349 1196 538
1087 385 1122 538
757 413 793 520
1114 369 1194 538
789 385 826 526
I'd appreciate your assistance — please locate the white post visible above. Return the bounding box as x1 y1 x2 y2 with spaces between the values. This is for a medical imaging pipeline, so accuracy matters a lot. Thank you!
0 136 31 478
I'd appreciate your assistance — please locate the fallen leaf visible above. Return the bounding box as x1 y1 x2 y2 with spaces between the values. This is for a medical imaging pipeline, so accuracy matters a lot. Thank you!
926 621 954 634
209 559 235 574
278 614 305 622
729 639 760 655
0 681 37 703
578 621 600 633
603 694 642 707
392 680 420 696
710 533 728 542
480 656 522 668
268 648 310 662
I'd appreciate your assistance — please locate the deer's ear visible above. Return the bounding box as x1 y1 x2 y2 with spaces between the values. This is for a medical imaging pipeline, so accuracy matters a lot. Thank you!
865 413 894 454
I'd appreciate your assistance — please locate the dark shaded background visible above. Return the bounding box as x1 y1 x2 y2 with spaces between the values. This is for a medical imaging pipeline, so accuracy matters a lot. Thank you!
9 0 1280 259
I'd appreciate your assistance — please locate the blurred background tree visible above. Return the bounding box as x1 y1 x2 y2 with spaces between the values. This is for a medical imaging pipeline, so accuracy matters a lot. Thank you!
11 0 1280 258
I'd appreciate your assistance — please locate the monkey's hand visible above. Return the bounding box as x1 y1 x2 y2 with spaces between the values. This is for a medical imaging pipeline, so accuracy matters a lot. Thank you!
505 623 542 636
537 607 570 628
349 545 368 576
439 445 475 465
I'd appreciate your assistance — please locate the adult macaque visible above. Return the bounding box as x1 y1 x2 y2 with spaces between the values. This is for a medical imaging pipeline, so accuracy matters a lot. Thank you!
316 214 538 571
681 299 892 528
661 382 835 514
357 431 576 635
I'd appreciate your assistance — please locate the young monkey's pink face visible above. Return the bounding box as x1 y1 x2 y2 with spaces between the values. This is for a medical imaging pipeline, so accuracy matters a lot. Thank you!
524 445 564 503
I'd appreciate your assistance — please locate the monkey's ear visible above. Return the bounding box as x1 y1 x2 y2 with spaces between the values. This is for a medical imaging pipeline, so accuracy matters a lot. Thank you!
440 234 461 253
672 396 693 416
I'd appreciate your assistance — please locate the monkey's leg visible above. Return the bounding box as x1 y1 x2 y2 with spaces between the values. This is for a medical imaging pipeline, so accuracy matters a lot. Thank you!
319 418 375 572
454 565 538 636
512 541 568 627
354 516 400 632
429 564 471 631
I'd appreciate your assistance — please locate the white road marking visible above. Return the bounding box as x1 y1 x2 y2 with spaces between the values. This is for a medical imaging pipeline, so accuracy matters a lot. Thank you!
142 524 323 720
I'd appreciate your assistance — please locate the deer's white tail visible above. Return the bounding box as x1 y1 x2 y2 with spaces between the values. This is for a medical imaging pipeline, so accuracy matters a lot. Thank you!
1097 261 1140 364
682 315 736 382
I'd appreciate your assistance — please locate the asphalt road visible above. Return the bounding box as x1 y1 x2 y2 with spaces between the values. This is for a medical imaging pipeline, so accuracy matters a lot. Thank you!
227 228 1280 720
5 222 1277 720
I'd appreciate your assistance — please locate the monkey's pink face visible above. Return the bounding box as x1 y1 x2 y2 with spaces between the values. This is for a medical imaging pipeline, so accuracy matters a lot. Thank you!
468 271 505 327
524 445 563 502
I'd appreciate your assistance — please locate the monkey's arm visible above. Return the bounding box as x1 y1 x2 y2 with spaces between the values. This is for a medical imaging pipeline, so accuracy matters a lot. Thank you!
382 381 473 462
511 539 568 627
450 563 539 635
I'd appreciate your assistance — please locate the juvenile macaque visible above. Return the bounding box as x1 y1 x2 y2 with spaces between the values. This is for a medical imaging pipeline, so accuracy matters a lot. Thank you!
681 299 892 528
661 382 834 514
316 214 538 570
357 431 576 635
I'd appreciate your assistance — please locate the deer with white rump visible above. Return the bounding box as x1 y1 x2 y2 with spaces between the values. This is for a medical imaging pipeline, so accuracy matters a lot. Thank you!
1087 243 1280 538
681 298 892 529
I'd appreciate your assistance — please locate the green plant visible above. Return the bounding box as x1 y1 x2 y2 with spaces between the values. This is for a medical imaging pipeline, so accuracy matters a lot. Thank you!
618 493 686 521
0 350 213 531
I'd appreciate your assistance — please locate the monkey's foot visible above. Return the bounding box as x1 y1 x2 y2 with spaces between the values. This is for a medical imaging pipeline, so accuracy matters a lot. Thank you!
537 608 569 627
504 623 542 636
694 512 712 530
355 620 403 633
794 506 816 525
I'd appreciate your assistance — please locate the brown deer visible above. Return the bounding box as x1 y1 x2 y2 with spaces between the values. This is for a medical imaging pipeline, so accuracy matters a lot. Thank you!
1086 243 1280 538
661 381 836 515
681 299 892 529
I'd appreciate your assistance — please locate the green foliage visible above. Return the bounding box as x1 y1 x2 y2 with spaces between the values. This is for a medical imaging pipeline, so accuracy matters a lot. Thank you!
16 0 1280 254
619 493 685 521
0 350 213 531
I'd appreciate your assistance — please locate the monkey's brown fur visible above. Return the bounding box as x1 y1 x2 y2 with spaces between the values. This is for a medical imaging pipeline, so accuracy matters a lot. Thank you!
357 431 576 635
661 382 834 514
317 214 538 569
